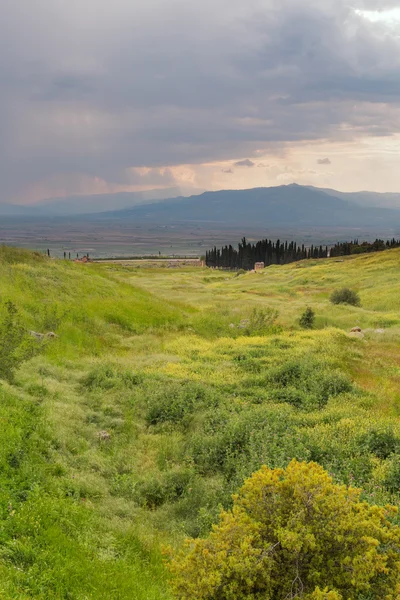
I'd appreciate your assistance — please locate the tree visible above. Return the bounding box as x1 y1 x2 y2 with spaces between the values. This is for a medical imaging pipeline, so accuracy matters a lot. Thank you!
299 306 315 329
168 460 400 599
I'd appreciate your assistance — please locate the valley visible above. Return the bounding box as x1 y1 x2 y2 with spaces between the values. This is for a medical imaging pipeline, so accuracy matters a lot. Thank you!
1 246 400 597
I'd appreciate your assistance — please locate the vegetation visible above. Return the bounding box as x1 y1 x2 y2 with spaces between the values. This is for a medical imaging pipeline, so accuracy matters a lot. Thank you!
169 460 400 599
206 237 328 269
0 246 400 597
299 306 315 329
206 236 400 270
330 238 400 257
330 288 361 307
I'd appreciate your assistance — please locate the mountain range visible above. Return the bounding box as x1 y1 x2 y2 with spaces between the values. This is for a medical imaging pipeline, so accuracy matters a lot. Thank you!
79 184 400 229
1 184 400 230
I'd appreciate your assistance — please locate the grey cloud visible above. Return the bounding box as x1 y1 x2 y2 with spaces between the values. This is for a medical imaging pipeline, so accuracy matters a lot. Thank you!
2 0 400 201
234 159 256 167
317 158 332 165
222 168 234 173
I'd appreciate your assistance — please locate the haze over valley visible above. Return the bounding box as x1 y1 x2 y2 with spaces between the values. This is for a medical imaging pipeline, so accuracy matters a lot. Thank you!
2 184 400 257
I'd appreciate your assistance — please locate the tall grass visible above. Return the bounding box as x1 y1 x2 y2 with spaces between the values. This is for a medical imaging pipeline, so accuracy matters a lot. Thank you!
1 247 400 597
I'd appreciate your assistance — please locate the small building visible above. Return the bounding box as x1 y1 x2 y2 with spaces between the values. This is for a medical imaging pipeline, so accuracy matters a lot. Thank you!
254 262 265 271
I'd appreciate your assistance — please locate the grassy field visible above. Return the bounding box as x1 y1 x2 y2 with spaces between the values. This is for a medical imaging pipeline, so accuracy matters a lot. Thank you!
1 245 400 598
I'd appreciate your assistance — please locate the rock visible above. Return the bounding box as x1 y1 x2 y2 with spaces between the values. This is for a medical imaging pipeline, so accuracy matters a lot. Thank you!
29 330 58 340
97 431 111 442
238 319 250 329
349 331 364 339
350 327 362 333
29 330 45 340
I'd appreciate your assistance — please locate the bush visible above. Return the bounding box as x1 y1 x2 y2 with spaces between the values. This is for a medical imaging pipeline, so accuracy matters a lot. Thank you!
359 428 399 459
299 306 315 329
145 380 219 426
133 468 194 508
81 364 142 390
244 307 279 336
169 460 400 599
330 288 361 306
266 359 353 410
383 456 400 492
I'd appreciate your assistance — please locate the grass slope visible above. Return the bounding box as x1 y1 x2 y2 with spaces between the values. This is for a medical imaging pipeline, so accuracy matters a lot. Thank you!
1 246 400 598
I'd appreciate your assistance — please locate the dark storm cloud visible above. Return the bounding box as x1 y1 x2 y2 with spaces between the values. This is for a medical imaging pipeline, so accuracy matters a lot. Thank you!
1 0 400 201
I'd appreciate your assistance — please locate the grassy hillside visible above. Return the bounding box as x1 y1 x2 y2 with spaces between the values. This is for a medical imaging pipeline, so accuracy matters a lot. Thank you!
1 246 400 598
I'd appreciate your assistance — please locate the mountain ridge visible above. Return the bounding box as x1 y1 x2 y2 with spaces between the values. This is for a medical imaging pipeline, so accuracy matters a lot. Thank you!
77 184 400 229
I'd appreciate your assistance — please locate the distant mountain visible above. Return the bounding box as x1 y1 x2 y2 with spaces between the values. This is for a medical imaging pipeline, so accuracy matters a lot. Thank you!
35 187 204 216
83 184 400 229
0 203 42 217
307 186 400 209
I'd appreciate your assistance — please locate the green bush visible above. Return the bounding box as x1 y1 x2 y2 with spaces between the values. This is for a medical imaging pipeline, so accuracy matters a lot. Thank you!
133 468 194 508
299 306 315 329
269 386 309 408
383 456 400 492
169 461 400 600
330 287 361 306
266 359 353 409
243 307 280 336
82 364 142 390
145 380 220 426
359 428 399 459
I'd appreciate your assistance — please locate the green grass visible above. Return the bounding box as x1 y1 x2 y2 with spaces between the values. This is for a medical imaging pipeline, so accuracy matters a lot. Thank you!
1 248 400 597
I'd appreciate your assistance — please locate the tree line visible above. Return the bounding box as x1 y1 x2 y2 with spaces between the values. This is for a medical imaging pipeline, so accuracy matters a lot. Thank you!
205 237 328 270
206 236 400 270
330 238 400 257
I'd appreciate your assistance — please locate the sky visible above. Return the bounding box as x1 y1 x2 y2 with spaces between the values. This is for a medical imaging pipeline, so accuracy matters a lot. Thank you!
2 0 400 205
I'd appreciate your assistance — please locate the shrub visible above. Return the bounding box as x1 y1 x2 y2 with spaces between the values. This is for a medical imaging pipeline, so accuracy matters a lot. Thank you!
81 364 142 390
169 460 400 599
133 468 194 508
266 360 353 409
244 307 279 336
383 456 400 492
145 380 219 426
359 428 399 459
269 386 309 408
330 288 361 306
299 306 315 329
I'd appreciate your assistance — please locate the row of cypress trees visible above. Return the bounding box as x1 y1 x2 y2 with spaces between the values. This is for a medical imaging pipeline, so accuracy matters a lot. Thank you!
205 237 328 270
330 238 400 257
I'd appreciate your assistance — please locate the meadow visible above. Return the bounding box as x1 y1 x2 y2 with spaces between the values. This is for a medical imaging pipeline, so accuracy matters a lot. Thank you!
1 245 400 598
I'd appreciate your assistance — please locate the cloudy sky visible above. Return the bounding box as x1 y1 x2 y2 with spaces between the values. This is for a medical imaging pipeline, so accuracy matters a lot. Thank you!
2 0 400 204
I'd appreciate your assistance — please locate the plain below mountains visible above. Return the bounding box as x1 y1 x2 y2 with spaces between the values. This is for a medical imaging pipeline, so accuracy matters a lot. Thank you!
82 184 400 229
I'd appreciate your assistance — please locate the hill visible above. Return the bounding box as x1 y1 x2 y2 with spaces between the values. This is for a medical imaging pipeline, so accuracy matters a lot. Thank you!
87 184 400 228
308 185 400 209
1 246 400 597
34 187 204 216
0 203 42 216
